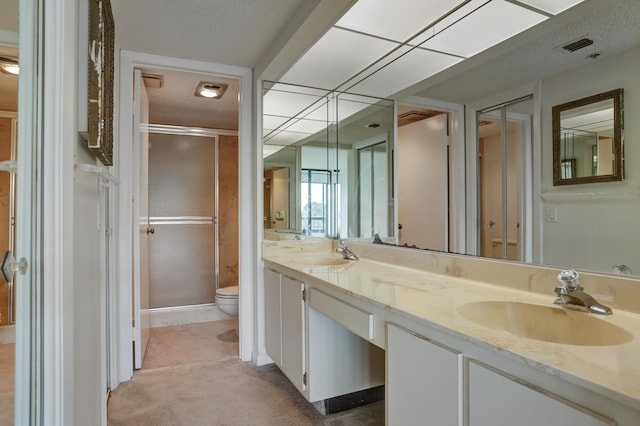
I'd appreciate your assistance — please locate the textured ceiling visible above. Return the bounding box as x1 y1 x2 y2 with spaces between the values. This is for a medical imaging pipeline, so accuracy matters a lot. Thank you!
141 68 239 130
3 0 629 133
414 0 640 103
111 0 307 68
111 0 310 129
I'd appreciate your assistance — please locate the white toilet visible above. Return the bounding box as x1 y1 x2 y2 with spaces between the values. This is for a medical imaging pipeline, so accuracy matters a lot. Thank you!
216 285 239 318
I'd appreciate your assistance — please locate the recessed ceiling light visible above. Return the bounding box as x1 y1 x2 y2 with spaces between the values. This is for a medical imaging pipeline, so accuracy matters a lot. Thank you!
0 57 19 75
195 82 228 99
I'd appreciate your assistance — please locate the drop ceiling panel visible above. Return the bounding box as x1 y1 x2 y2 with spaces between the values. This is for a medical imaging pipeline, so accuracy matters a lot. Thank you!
349 47 462 98
283 117 329 135
263 114 290 131
263 145 287 157
422 0 547 58
264 129 316 146
262 89 328 121
517 0 584 15
280 27 400 89
336 0 467 43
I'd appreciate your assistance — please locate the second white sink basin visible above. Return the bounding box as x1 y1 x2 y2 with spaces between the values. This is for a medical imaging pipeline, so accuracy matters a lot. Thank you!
295 257 351 267
458 301 632 346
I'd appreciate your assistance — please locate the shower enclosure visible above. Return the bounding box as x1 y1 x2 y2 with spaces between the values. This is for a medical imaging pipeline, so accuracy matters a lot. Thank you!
147 128 238 309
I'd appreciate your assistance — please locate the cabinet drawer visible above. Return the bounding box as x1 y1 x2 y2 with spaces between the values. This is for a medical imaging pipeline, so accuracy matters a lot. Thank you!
309 288 373 341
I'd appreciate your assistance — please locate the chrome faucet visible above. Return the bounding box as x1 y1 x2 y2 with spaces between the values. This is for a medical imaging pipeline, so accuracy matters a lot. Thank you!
335 240 358 260
553 269 612 315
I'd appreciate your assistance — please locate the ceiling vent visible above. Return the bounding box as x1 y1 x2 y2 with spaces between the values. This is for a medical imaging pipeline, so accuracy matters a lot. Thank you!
142 73 164 89
397 110 442 127
561 37 594 52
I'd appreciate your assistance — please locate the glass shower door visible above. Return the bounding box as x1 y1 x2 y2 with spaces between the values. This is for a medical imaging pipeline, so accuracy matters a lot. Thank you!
148 133 217 308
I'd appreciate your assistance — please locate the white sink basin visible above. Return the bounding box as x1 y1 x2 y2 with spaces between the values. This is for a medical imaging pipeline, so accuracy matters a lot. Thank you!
458 301 632 346
295 257 351 267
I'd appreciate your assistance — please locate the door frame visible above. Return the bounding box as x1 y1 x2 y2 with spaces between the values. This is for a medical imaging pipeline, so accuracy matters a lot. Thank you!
397 96 466 254
116 51 254 385
466 82 540 261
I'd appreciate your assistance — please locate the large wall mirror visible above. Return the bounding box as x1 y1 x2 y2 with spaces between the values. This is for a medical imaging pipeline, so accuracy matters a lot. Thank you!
262 81 394 239
552 88 624 186
262 1 640 279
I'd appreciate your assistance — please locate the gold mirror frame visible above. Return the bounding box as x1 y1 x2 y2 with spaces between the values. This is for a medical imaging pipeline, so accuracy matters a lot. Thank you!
552 88 624 186
87 0 114 165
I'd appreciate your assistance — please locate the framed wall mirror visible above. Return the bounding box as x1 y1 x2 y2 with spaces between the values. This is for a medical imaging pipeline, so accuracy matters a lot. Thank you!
552 88 624 185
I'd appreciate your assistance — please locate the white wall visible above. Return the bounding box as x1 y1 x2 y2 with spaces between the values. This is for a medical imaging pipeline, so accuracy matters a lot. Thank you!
73 142 105 424
539 45 640 274
40 0 106 423
272 167 289 229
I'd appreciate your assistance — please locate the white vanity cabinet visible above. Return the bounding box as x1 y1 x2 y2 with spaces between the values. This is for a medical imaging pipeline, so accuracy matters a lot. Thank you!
386 313 623 426
280 275 305 392
264 268 305 392
264 268 281 365
263 264 385 405
387 323 462 426
468 361 614 426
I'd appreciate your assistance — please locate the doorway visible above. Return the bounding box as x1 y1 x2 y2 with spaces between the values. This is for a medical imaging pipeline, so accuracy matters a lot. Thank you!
131 67 240 369
117 51 254 386
477 95 533 261
397 110 449 250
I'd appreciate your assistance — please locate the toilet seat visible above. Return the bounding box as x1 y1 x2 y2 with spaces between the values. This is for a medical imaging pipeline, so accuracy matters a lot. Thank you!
216 285 238 298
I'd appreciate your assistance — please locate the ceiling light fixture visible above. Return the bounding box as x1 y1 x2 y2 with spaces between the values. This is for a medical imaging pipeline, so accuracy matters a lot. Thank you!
195 81 228 99
0 57 19 75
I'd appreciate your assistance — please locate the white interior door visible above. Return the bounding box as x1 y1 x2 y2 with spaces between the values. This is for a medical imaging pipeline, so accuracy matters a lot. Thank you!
133 69 150 369
397 114 448 250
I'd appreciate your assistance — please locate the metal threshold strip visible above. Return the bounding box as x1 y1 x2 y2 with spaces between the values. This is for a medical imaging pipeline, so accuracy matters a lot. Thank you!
148 216 214 225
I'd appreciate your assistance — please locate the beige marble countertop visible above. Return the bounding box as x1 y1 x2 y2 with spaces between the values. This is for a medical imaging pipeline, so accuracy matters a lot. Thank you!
263 250 640 412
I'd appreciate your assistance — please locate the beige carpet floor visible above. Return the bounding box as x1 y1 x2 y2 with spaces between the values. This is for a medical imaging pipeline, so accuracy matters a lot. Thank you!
108 320 384 426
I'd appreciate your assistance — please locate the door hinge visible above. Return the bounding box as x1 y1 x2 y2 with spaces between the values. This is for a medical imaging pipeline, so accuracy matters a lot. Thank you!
301 288 306 302
132 319 135 328
303 372 307 386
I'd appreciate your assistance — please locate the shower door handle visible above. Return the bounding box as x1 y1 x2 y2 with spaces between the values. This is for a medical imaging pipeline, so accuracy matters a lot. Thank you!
1 250 29 283
146 227 155 235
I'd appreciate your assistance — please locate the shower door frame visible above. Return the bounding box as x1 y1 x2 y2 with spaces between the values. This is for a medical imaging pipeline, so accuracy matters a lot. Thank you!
145 124 237 305
465 90 541 263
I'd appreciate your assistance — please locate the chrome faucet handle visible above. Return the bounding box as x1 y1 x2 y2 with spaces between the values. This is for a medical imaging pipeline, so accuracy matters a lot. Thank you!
557 269 581 291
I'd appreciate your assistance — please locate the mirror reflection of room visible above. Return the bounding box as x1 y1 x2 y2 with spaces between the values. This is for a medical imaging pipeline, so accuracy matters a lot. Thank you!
262 3 640 277
0 0 18 420
553 89 623 185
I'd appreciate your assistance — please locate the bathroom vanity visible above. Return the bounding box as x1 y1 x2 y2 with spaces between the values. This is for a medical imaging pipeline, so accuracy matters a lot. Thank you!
262 239 640 425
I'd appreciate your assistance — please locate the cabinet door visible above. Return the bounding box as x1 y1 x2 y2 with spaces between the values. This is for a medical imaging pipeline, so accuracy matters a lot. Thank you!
281 275 305 392
387 323 461 426
264 268 281 366
468 361 614 426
